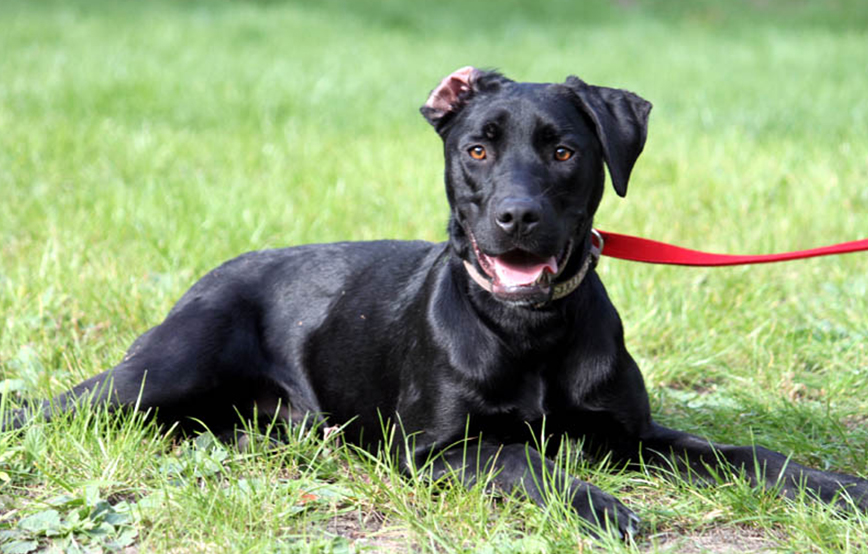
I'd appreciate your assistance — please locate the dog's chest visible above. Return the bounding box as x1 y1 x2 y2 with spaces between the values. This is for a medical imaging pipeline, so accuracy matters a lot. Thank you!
515 372 548 420
477 369 550 421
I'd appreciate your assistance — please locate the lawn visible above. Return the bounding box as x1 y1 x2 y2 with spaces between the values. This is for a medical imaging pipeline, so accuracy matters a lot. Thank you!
1 0 867 552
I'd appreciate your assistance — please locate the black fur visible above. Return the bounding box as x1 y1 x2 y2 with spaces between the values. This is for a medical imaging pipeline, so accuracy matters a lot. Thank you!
7 69 867 538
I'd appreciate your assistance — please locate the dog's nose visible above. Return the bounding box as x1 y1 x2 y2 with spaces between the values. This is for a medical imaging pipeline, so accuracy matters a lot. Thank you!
494 197 542 236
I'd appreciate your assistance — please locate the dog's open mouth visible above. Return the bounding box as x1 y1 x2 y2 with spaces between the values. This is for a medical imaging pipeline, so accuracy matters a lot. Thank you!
479 249 558 287
469 236 573 302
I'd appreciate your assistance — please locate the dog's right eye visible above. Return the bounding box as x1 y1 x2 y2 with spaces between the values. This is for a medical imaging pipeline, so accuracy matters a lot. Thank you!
468 145 487 160
554 147 574 162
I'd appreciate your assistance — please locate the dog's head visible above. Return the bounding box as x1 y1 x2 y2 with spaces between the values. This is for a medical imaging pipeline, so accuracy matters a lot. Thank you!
421 67 651 306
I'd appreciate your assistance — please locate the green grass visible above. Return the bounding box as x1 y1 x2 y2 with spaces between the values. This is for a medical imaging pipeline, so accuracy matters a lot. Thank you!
2 0 868 551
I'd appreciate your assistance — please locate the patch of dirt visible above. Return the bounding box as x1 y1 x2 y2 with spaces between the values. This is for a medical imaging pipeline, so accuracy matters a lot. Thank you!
323 510 412 553
843 414 868 432
645 525 783 553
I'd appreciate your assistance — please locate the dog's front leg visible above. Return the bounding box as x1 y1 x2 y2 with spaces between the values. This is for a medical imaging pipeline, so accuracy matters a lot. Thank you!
409 441 640 539
640 422 868 511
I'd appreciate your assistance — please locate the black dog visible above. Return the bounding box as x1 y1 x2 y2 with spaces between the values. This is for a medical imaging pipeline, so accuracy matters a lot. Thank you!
7 67 867 537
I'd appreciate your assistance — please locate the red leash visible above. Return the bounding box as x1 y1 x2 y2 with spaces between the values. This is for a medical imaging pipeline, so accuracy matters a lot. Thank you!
595 230 868 266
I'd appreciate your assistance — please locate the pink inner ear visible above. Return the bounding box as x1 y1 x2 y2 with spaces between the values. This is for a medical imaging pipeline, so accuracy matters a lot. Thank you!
425 66 478 114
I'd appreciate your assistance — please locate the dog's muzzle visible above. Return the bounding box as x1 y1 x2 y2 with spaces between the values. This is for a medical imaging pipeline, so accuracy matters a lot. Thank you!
464 229 603 305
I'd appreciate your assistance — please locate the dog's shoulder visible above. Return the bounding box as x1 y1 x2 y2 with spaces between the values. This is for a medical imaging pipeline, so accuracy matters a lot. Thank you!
169 240 449 314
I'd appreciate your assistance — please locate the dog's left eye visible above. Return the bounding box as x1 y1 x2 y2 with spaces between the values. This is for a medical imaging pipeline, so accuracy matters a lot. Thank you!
554 147 574 161
468 145 487 160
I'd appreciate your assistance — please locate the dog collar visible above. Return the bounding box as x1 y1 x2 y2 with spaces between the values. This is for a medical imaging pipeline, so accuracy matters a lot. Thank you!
463 230 604 303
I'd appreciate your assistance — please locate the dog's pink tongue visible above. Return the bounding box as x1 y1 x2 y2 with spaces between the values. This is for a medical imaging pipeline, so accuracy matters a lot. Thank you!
491 256 558 286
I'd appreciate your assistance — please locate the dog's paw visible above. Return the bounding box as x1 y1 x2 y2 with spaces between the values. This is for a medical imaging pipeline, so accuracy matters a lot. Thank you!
800 471 868 513
622 510 642 540
837 477 868 513
572 483 641 540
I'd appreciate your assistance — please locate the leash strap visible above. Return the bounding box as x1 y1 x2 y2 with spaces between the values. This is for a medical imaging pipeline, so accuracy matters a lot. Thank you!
595 230 868 266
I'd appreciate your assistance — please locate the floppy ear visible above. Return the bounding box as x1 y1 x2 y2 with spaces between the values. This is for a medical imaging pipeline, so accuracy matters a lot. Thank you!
565 76 652 197
421 67 511 131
